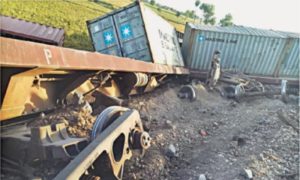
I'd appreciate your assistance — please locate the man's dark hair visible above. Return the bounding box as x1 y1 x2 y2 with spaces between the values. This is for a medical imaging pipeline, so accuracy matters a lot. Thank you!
214 50 221 54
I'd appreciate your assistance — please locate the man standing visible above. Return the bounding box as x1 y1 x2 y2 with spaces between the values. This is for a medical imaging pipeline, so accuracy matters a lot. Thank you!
207 50 221 90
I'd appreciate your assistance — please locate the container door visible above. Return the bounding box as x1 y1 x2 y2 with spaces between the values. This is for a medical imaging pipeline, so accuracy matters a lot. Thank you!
278 38 299 78
139 4 184 66
113 5 152 62
88 16 122 57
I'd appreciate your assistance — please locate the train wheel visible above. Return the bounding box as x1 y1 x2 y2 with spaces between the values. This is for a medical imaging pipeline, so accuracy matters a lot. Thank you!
91 106 129 140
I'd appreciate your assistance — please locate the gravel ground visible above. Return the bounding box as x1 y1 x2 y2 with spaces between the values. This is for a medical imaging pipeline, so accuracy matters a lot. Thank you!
123 83 299 180
28 99 96 138
7 82 299 180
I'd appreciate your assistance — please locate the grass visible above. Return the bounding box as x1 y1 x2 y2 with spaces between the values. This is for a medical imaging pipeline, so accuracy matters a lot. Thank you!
145 4 194 32
0 0 192 51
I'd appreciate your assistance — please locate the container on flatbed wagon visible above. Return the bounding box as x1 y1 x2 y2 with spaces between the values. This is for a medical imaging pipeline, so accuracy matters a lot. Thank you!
182 23 299 79
87 2 184 67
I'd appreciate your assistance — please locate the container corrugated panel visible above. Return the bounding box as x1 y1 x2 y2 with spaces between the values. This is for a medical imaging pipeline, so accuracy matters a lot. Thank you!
139 4 184 66
87 16 122 57
0 15 64 46
276 32 300 78
182 23 299 78
113 4 152 62
87 2 184 66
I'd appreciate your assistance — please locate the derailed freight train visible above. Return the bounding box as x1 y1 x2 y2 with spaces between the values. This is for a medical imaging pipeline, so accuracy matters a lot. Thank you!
0 1 299 180
0 36 188 179
1 2 189 179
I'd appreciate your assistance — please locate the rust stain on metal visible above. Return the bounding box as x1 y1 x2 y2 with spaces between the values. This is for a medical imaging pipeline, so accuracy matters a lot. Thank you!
0 37 189 121
0 37 189 74
0 68 55 120
54 109 149 179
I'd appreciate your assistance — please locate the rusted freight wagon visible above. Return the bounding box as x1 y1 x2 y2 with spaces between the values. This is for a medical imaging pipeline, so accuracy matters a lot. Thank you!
86 1 184 67
0 15 65 46
182 23 299 79
0 37 189 179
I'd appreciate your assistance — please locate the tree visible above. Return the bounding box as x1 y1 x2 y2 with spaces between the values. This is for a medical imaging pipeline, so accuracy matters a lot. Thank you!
150 0 155 5
200 3 216 25
194 0 201 22
190 10 197 19
176 11 181 17
184 10 196 19
195 0 200 7
219 13 234 26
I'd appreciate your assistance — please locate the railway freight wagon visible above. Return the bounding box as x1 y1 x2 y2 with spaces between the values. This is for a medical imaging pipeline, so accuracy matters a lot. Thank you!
86 1 184 67
182 23 300 79
0 3 189 179
0 36 189 180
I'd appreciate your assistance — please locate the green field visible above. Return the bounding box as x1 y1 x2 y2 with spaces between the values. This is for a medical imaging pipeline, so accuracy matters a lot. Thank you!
0 0 192 51
145 3 194 32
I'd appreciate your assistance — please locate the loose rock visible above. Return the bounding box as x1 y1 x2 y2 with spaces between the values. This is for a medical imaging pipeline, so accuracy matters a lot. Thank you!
198 174 207 180
165 144 177 158
199 129 208 136
240 168 253 179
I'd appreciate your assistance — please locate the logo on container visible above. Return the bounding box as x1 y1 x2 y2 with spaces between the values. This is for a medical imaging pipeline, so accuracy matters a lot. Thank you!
103 30 115 46
120 24 133 40
198 35 205 42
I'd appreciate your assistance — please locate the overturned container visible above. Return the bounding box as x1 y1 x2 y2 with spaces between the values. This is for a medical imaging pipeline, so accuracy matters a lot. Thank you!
87 1 184 66
182 23 299 79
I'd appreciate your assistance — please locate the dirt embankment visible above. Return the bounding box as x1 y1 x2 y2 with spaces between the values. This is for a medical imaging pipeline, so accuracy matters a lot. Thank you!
26 82 299 180
124 83 299 180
